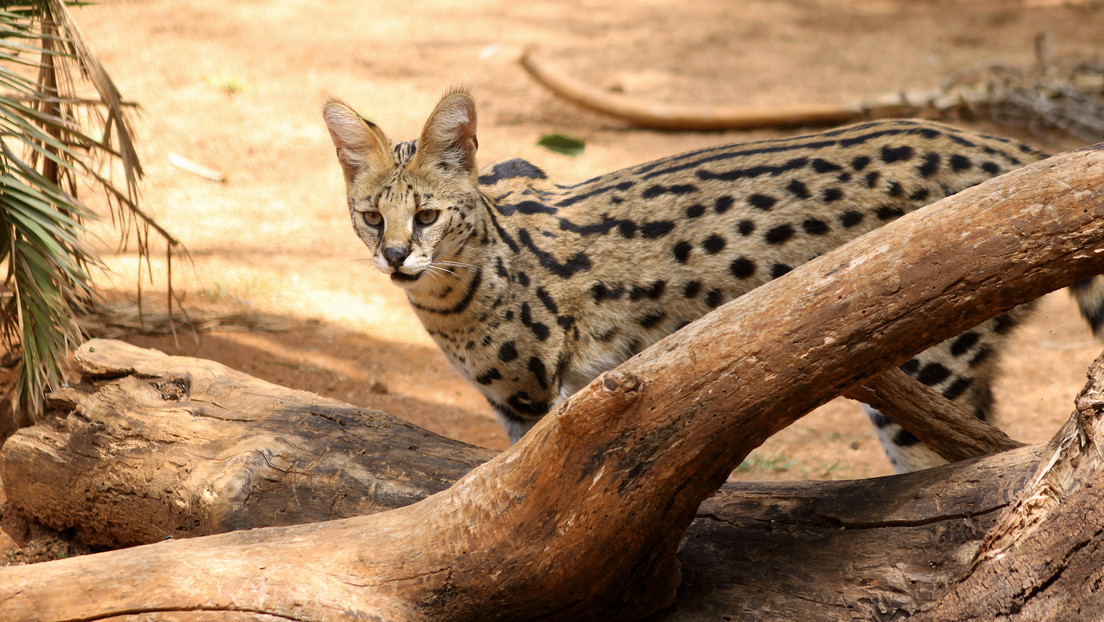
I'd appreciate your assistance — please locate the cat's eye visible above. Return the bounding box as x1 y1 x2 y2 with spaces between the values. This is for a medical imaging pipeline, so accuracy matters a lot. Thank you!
362 211 383 227
415 210 439 226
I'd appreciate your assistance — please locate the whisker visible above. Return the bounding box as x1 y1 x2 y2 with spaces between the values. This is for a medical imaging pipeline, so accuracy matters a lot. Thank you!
436 260 478 270
428 262 468 280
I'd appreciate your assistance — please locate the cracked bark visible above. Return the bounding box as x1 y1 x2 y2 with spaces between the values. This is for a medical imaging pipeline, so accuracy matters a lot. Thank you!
1 146 1104 619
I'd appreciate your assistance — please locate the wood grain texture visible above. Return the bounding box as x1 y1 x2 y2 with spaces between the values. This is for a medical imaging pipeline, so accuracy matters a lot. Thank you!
1 145 1104 620
2 339 495 546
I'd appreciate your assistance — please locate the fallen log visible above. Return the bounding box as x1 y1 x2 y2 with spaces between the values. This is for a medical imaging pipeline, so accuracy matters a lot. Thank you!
2 339 496 546
1 144 1104 620
0 339 1043 619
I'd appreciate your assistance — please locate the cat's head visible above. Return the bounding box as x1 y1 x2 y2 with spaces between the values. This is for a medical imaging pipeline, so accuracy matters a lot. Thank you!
323 90 479 288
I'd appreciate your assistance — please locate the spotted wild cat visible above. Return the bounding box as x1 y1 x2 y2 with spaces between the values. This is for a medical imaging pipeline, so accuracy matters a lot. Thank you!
323 89 1101 472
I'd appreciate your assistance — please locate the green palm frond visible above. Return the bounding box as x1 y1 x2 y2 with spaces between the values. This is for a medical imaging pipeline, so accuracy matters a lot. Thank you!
0 1 178 422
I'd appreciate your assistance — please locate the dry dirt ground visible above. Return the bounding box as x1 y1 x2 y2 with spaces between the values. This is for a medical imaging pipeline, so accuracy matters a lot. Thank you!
3 0 1104 562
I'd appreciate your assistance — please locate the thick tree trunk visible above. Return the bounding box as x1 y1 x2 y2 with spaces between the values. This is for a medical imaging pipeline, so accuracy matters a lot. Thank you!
1 145 1103 620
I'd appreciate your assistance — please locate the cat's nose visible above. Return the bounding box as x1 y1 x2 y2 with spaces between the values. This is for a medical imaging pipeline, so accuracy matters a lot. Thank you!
383 246 409 268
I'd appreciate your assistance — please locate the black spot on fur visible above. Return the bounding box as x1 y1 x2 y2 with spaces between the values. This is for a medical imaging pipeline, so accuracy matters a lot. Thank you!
641 221 676 238
812 158 843 173
673 241 693 263
765 224 795 245
881 144 914 163
942 377 972 401
787 179 811 199
517 229 591 278
642 183 698 199
520 303 550 341
908 187 930 201
748 194 777 210
918 152 941 177
630 281 666 300
887 181 904 197
803 218 830 235
917 362 951 386
702 234 726 254
638 311 666 328
992 313 1018 334
706 289 724 308
822 187 843 202
981 161 1000 175
694 157 809 183
730 257 756 279
950 331 980 357
851 155 871 170
686 203 706 218
950 154 972 172
683 281 702 298
737 220 756 236
840 211 865 228
592 282 624 302
476 368 502 385
714 196 734 214
968 346 991 367
865 171 881 188
770 263 793 279
528 357 549 390
478 159 548 184
536 287 558 314
892 428 922 447
875 205 905 220
498 342 518 362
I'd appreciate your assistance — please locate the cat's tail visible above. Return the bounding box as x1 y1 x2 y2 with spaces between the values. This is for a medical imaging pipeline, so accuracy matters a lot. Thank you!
1071 276 1104 339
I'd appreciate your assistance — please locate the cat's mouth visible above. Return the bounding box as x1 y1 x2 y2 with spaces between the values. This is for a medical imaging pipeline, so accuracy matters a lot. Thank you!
390 270 422 284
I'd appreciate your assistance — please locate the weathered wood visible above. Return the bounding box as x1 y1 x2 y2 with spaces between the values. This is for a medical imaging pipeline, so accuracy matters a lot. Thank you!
845 368 1024 463
660 445 1041 621
910 352 1104 620
1 145 1103 620
3 340 1042 620
1 339 495 546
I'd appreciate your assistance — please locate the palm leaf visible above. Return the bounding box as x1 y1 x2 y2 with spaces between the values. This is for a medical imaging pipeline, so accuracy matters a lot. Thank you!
0 1 179 422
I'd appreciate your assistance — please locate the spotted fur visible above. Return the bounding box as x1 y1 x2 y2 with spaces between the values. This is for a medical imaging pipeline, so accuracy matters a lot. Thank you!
324 90 1095 472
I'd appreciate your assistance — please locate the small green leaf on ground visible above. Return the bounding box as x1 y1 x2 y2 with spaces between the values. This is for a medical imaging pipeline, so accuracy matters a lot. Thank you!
537 133 585 156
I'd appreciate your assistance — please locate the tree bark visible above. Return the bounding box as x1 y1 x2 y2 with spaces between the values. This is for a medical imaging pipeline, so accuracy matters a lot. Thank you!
0 340 1043 620
845 368 1024 463
1 145 1104 620
1 339 496 547
911 351 1104 621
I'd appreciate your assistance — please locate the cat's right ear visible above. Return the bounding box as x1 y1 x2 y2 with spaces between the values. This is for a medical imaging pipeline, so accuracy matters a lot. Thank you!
323 100 393 184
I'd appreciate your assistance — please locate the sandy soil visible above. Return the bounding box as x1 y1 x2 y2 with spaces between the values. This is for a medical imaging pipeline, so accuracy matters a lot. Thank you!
3 0 1104 561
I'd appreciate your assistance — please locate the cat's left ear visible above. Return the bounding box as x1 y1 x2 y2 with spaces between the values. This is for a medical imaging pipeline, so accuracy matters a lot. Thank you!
414 89 478 176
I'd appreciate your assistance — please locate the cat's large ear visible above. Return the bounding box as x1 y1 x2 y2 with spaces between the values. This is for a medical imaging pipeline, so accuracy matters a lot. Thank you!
413 90 478 176
323 100 393 185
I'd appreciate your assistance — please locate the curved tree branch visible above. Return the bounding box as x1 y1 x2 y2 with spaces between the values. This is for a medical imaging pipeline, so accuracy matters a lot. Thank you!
1 145 1103 620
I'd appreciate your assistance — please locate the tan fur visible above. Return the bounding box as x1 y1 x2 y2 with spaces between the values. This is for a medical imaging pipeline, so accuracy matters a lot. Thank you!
325 91 1081 472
